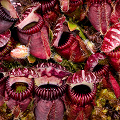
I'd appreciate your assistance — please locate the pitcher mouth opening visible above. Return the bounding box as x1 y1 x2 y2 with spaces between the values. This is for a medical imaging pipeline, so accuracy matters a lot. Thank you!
34 62 71 100
93 64 109 77
35 83 67 100
58 32 71 47
17 3 44 34
17 15 44 35
72 84 91 95
6 77 34 101
22 22 38 30
11 82 28 93
67 82 96 106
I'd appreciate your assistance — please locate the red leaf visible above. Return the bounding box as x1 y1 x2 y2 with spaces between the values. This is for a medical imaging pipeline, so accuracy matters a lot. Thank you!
88 2 111 35
109 72 120 99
